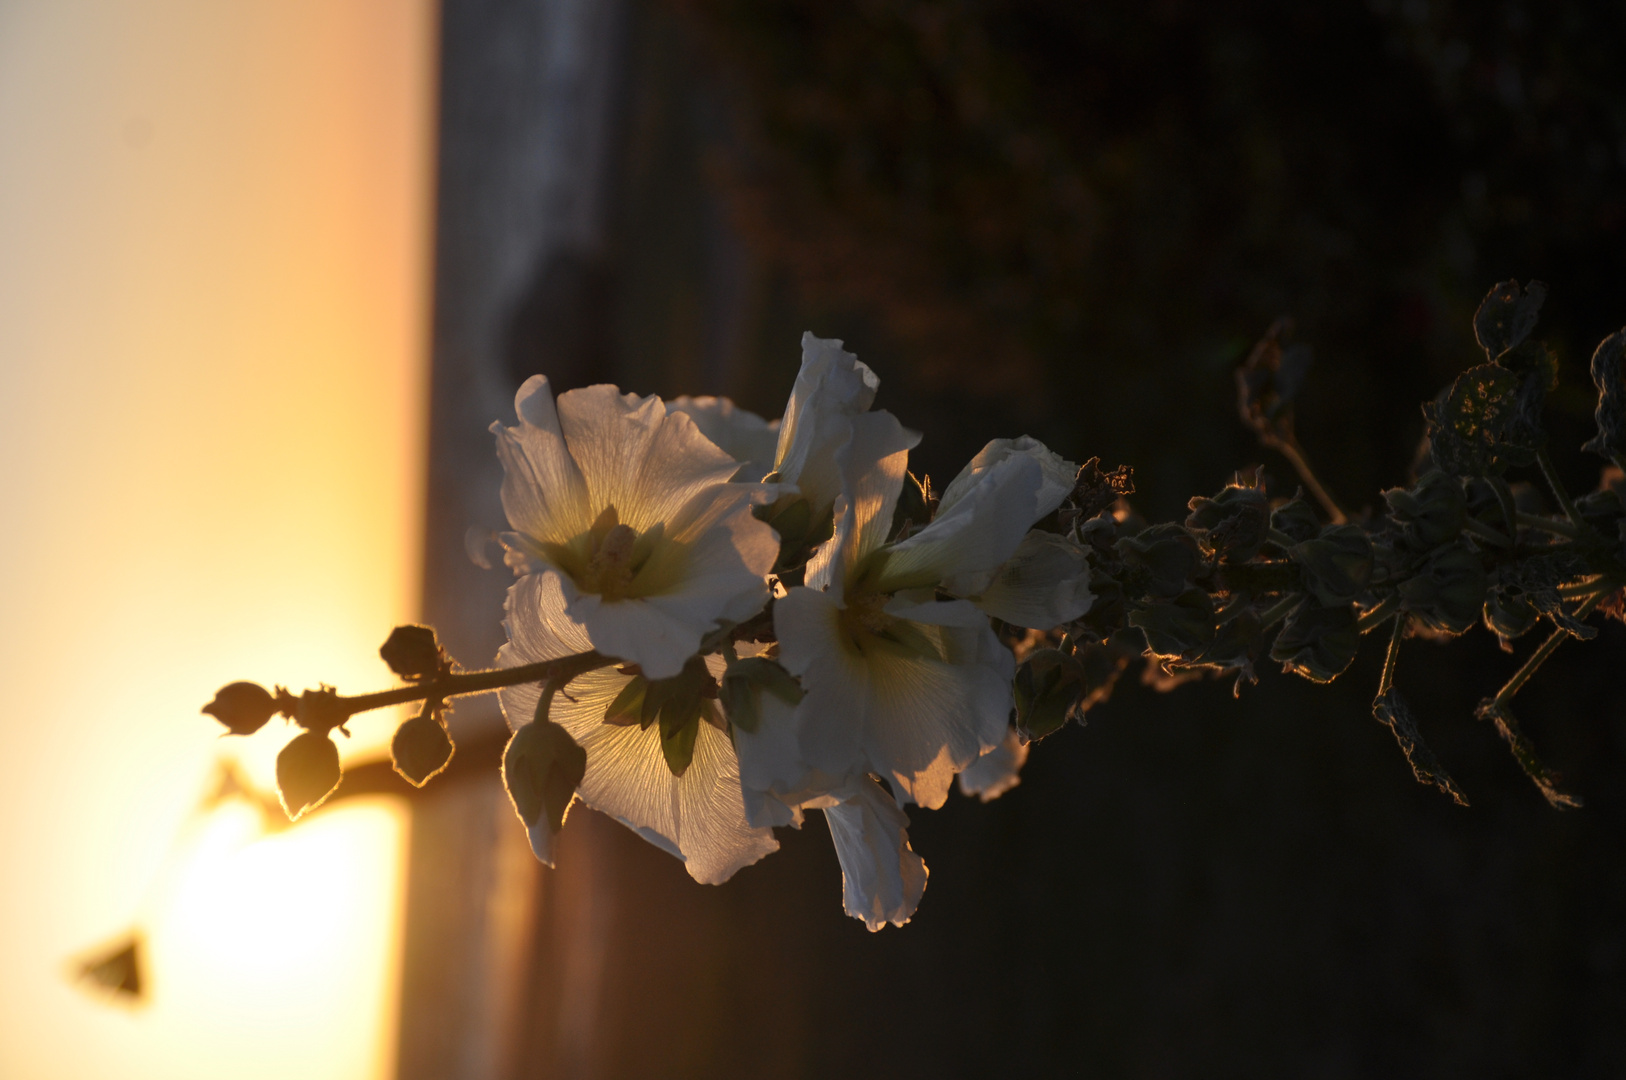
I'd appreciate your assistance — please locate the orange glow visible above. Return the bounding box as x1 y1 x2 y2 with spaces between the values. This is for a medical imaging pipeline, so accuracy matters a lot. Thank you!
0 1 436 1078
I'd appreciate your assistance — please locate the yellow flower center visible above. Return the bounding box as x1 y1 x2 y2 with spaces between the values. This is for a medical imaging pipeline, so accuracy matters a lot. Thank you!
540 505 682 601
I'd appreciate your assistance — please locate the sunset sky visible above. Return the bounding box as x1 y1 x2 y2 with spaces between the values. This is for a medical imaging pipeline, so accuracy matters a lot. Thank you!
0 2 436 1076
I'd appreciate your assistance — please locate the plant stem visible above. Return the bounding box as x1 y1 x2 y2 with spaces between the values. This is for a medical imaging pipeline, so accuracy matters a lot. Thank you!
1536 449 1583 527
1268 528 1301 549
1259 593 1302 630
1265 435 1348 525
1488 591 1605 708
321 650 610 722
1356 594 1401 634
1515 511 1582 540
1377 615 1404 697
1461 517 1511 547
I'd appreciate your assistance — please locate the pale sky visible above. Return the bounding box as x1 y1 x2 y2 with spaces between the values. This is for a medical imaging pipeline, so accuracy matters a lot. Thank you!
0 2 436 1077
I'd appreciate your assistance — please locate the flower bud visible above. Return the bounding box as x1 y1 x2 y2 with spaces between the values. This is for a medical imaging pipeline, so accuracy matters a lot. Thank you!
1014 648 1086 741
1270 601 1359 683
379 624 444 682
203 681 278 736
391 707 455 787
503 718 586 834
276 731 342 820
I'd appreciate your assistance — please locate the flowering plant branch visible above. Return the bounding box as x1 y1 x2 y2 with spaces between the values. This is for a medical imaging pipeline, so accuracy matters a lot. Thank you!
206 280 1626 929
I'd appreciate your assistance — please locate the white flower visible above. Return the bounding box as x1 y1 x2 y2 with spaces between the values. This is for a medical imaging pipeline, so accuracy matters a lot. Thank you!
498 572 779 883
667 396 779 483
957 726 1030 802
768 332 881 521
823 777 928 931
739 421 1081 815
949 529 1093 630
492 376 780 679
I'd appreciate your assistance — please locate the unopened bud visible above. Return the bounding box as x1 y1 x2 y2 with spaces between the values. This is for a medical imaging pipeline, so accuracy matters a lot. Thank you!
276 731 342 820
392 707 454 787
203 682 278 736
380 625 444 681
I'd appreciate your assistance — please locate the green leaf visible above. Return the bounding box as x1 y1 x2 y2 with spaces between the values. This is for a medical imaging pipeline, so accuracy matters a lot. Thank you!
1127 588 1216 659
1472 279 1546 360
391 708 454 787
1372 688 1467 805
1270 602 1359 683
1475 698 1581 809
1013 648 1086 740
276 731 342 820
1383 471 1466 551
502 718 587 834
1424 363 1537 476
1291 525 1373 607
1397 545 1487 637
1185 482 1269 561
1269 492 1321 544
1115 523 1204 598
1582 327 1626 461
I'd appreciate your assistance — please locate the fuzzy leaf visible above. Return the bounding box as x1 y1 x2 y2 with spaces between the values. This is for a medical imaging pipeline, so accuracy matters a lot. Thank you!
1473 279 1547 360
1582 327 1626 460
1424 364 1537 476
1270 602 1359 683
1373 688 1467 805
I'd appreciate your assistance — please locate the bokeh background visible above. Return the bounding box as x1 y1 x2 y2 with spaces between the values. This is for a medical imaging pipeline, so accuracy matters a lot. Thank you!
5 1 1626 1077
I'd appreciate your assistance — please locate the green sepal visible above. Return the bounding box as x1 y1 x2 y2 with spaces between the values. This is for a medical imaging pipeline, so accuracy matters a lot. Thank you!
1472 279 1546 361
603 676 647 726
658 698 701 777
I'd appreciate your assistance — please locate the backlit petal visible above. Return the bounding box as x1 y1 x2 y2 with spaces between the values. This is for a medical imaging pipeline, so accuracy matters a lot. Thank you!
823 777 928 931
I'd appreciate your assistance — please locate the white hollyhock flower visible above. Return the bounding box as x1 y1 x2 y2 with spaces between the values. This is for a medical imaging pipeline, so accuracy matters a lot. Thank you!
492 376 779 679
823 777 928 931
957 727 1030 802
498 572 779 883
768 332 881 521
668 395 779 483
742 419 1083 813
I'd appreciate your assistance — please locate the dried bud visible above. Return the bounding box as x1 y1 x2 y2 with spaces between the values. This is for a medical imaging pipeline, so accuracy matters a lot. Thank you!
203 681 279 736
276 731 342 820
391 707 455 787
379 624 444 681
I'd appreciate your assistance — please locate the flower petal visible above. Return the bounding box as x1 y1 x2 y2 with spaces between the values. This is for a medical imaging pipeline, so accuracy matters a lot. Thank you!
874 451 1046 591
823 777 928 931
802 410 920 594
498 575 778 883
937 436 1076 519
555 384 740 533
950 529 1093 628
957 726 1029 802
668 395 780 483
771 333 881 517
774 589 1014 809
491 375 593 543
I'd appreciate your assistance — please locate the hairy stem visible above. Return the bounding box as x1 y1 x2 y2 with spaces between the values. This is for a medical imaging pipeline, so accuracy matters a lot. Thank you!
1263 434 1348 525
313 650 610 723
1489 592 1605 708
1356 595 1402 634
1377 615 1404 697
1461 517 1511 547
1515 511 1582 540
1536 449 1583 527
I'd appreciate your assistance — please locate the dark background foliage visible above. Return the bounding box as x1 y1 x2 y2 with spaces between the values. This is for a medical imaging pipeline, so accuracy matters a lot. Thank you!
497 1 1626 1075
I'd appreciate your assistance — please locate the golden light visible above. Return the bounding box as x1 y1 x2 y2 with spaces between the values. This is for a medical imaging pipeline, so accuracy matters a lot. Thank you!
0 1 436 1078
